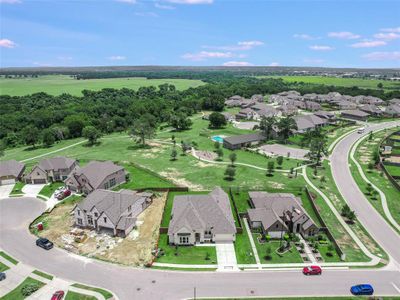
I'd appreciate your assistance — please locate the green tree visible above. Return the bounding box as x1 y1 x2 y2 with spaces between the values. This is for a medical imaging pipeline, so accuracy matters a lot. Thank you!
306 130 328 166
21 126 40 148
171 147 178 161
208 112 227 129
276 156 284 168
82 126 101 146
0 140 5 157
63 115 85 138
366 183 374 195
277 117 297 142
216 148 224 161
265 246 272 260
169 112 192 131
229 152 237 166
377 82 383 89
130 114 157 146
42 128 55 147
259 116 276 139
214 141 221 151
267 161 275 176
224 165 236 181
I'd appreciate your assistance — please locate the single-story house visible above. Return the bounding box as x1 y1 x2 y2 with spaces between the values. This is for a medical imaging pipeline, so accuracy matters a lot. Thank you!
73 189 153 237
385 104 400 117
223 132 266 150
251 94 265 102
25 156 78 184
277 104 298 116
293 115 327 133
341 110 370 121
388 98 400 106
247 192 318 238
359 104 383 116
168 187 236 245
236 108 259 120
305 101 322 111
0 160 25 185
221 112 235 122
65 161 127 195
334 100 357 110
314 110 337 123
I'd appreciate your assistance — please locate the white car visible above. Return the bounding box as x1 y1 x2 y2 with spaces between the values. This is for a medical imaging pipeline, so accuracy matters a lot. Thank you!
357 128 365 134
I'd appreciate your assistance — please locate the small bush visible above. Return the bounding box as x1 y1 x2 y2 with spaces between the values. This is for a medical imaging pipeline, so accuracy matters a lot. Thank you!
21 283 40 297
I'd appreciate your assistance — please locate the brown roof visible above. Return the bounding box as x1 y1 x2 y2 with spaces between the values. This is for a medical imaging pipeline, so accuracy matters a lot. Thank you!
0 160 25 178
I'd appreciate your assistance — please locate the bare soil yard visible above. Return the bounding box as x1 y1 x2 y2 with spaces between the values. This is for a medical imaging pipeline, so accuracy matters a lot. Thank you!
37 193 167 266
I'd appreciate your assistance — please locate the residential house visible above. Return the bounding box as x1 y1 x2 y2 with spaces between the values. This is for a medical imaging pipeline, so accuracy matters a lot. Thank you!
0 160 25 185
65 161 127 195
224 95 244 107
251 94 265 102
221 112 235 122
236 108 259 120
388 98 400 106
25 156 78 184
305 101 322 111
333 100 357 110
247 192 318 238
358 96 384 106
73 189 153 237
360 104 383 116
293 115 327 133
223 132 266 150
385 104 400 117
314 110 337 123
167 187 236 245
277 104 298 116
341 110 370 121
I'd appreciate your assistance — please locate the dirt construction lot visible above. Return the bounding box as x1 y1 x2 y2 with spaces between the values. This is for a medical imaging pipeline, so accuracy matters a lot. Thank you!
35 193 167 267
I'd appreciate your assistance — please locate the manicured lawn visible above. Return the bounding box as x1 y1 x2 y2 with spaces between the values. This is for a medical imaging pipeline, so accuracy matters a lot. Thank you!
306 162 387 262
156 234 217 265
252 237 303 263
39 182 64 198
65 291 96 300
230 190 250 213
384 164 400 177
234 225 257 264
262 75 400 91
0 277 45 300
0 75 205 96
0 251 18 265
70 284 113 300
117 163 175 190
0 262 9 272
318 243 341 262
10 181 25 195
161 191 208 227
32 270 53 280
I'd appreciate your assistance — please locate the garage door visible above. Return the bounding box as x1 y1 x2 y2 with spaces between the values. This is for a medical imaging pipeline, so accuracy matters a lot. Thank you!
0 179 16 185
33 179 46 184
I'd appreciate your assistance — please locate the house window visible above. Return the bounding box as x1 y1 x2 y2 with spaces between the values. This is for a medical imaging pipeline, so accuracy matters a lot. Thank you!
179 236 189 244
94 212 98 217
87 215 93 226
109 178 116 187
276 223 279 228
103 217 107 223
37 172 40 175
104 182 109 189
77 210 80 216
77 218 82 225
128 205 131 212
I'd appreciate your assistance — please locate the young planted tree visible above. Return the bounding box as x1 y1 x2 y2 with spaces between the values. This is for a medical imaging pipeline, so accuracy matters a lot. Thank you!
83 126 101 146
366 183 374 195
267 161 275 176
216 148 224 161
229 152 237 166
224 165 236 181
171 147 178 161
214 141 221 151
265 246 272 260
276 156 284 169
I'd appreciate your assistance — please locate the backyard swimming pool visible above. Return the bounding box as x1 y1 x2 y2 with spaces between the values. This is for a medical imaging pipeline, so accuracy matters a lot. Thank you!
211 135 224 143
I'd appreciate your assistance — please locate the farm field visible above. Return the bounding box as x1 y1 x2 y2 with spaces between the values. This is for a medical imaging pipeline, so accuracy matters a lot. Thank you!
261 75 400 91
0 75 205 96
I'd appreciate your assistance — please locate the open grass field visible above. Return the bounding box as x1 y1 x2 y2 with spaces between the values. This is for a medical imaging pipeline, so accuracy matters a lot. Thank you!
261 75 400 91
0 75 205 96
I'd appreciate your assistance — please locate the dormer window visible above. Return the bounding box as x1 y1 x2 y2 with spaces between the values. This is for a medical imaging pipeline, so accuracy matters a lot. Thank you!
103 217 107 223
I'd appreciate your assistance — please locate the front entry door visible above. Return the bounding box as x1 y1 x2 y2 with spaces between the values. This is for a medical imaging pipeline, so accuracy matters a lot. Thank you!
195 233 200 242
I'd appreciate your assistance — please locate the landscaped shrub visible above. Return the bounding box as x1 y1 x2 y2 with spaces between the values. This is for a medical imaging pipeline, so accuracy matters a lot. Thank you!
21 283 40 297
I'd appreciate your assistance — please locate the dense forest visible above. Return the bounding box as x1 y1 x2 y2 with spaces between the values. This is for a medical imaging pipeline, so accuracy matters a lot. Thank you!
1 77 399 149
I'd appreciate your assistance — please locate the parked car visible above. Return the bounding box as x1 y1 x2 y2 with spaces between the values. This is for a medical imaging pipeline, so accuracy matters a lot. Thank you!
302 265 322 275
51 290 64 300
350 284 374 295
36 237 54 250
56 189 71 200
0 272 6 281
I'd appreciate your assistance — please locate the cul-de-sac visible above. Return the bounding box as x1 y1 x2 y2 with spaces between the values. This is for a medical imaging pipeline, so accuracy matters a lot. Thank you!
1 1 400 299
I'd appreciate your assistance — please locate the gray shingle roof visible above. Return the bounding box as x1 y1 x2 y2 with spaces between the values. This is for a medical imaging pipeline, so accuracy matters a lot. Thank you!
293 115 326 131
0 160 25 178
168 187 236 235
73 161 124 189
223 132 265 146
341 109 370 117
38 156 76 171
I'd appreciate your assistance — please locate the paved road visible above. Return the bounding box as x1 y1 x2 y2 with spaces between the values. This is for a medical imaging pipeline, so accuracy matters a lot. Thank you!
1 121 400 299
330 121 400 266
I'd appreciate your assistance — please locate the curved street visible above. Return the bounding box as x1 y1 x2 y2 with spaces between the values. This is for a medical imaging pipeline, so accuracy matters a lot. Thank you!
0 121 400 300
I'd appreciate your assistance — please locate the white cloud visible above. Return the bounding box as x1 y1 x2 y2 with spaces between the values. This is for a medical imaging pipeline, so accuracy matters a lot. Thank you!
203 40 264 51
350 40 387 48
373 32 400 40
108 55 127 60
223 61 254 66
269 62 280 66
166 0 213 4
155 3 175 9
309 45 334 51
135 12 159 17
293 34 319 40
57 56 73 61
328 31 361 39
182 51 234 61
362 51 400 61
114 0 136 3
381 27 400 33
0 0 21 3
0 39 17 48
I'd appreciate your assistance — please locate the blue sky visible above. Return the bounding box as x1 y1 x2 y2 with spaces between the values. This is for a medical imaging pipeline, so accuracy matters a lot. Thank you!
0 0 399 68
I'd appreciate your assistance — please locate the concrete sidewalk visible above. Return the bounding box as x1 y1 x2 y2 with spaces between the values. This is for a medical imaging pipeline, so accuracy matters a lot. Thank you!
0 263 34 297
216 243 239 272
242 218 261 268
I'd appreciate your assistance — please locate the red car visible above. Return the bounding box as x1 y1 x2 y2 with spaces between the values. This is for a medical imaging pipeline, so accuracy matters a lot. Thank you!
56 190 71 200
51 290 64 300
302 265 322 275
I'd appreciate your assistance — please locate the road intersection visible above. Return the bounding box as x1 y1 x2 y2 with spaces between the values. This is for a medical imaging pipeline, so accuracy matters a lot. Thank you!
0 121 400 300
